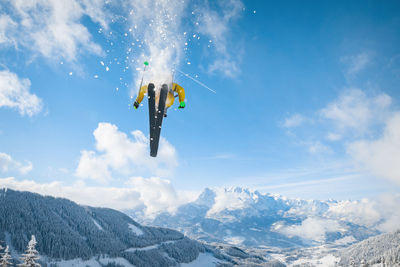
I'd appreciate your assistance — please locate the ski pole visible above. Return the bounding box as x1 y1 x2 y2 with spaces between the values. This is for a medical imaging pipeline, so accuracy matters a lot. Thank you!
139 61 149 92
175 68 216 94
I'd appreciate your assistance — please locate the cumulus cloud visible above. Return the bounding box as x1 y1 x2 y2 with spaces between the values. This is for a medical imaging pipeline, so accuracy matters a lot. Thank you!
207 188 249 216
347 113 400 185
327 199 381 227
0 176 195 217
327 194 400 232
273 217 342 243
75 122 178 183
0 70 43 116
0 152 32 175
206 187 263 221
125 177 183 215
0 0 108 62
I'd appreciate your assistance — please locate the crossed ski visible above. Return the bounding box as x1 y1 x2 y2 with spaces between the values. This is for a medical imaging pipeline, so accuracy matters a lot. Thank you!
148 83 168 157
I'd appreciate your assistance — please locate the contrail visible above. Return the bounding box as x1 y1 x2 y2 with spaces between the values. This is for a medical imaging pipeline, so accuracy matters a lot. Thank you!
175 68 216 94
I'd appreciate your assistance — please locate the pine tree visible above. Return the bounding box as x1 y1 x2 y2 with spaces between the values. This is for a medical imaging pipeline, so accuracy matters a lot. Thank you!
18 235 40 267
0 246 12 267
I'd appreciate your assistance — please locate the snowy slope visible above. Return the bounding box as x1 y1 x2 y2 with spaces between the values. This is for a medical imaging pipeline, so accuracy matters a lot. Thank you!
132 187 378 248
0 189 225 266
337 230 400 266
0 188 287 266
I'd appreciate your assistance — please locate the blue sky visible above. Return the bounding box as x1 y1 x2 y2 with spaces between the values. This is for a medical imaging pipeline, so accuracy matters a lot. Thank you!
1 0 400 212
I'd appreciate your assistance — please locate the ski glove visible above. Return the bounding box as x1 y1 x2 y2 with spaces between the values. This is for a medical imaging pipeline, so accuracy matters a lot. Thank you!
179 101 186 109
133 101 139 109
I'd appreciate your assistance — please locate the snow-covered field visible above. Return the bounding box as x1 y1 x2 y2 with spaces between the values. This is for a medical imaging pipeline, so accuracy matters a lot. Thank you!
181 253 229 267
128 223 144 235
124 240 177 252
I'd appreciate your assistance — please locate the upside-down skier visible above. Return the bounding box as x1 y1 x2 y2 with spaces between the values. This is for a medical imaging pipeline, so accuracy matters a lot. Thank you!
133 82 186 116
133 67 186 157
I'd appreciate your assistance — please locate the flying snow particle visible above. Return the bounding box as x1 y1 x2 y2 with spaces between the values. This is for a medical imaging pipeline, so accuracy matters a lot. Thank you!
60 61 64 65
100 61 105 66
124 33 128 36
253 10 256 14
94 75 99 78
106 67 109 71
187 62 191 65
69 72 73 75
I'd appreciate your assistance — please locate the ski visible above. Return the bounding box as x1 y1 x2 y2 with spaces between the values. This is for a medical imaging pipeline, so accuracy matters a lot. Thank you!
150 84 168 157
148 83 156 153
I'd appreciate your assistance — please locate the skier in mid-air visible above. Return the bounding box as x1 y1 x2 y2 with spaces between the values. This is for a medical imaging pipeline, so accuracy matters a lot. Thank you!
133 64 186 157
133 82 186 116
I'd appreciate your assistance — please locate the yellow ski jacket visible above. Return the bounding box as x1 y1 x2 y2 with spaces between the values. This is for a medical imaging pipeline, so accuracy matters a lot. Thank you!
135 83 185 108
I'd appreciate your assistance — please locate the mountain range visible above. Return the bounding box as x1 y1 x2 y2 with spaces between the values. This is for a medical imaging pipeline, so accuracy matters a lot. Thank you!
132 187 380 248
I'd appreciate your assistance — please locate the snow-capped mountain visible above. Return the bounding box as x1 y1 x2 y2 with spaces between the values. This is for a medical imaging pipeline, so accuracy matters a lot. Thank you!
132 187 379 248
0 188 287 266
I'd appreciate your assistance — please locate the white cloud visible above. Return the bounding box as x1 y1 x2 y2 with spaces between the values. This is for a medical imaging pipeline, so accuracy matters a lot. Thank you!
274 217 342 243
197 0 244 77
1 0 108 62
0 15 17 45
320 89 392 136
75 123 178 182
347 113 400 185
0 70 43 116
206 187 259 220
0 152 32 175
208 58 239 78
327 194 400 232
126 0 244 87
327 199 381 227
128 0 187 90
0 176 195 217
125 177 183 216
283 114 307 128
308 141 331 154
326 132 342 141
341 52 372 76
